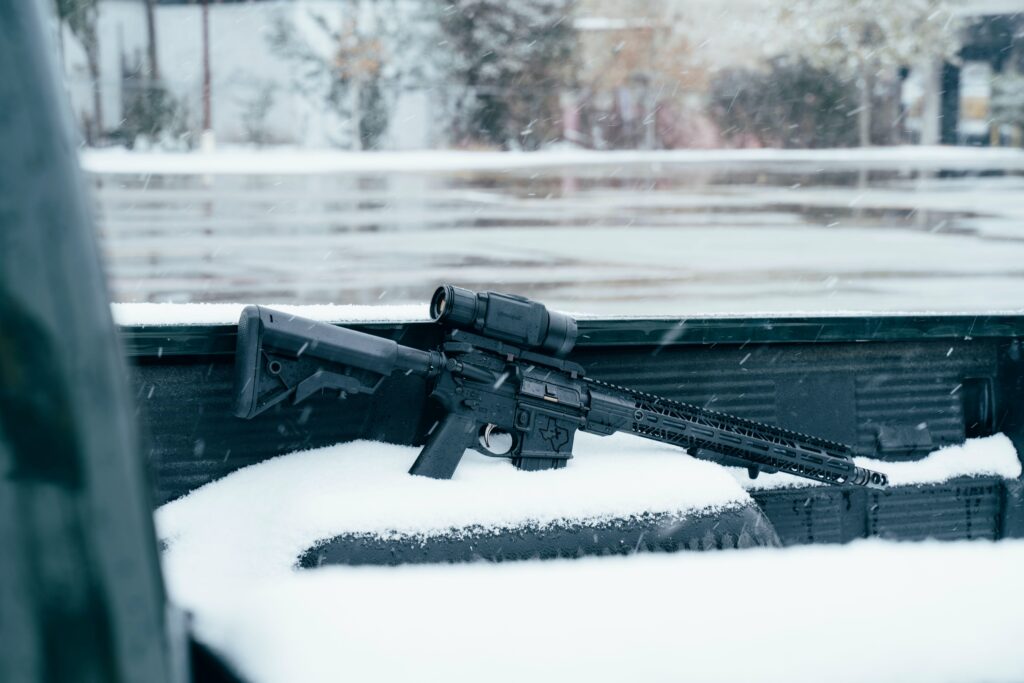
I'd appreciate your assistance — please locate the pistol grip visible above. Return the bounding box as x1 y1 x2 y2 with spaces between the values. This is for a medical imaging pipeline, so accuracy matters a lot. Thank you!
408 413 478 479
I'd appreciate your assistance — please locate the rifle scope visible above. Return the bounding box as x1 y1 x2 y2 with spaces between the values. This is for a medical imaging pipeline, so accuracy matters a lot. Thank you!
431 284 578 357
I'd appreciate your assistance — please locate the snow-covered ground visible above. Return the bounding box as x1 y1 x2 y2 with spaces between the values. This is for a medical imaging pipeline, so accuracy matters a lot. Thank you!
87 150 1024 316
82 146 1024 175
158 432 1024 683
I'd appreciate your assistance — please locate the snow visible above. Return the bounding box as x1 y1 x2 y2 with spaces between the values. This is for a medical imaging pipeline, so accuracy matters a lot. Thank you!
111 301 1024 326
172 539 1024 683
90 151 1024 315
951 0 1024 17
111 302 430 326
81 145 1024 176
95 182 1024 315
736 433 1022 490
156 433 751 583
157 431 1024 683
156 434 1021 584
573 16 658 31
766 0 964 83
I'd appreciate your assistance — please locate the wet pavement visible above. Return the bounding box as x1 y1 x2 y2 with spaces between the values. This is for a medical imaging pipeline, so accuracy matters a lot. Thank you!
88 165 1024 316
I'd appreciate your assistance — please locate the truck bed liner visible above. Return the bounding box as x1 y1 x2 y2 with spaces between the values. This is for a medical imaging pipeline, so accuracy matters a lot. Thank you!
125 313 1024 555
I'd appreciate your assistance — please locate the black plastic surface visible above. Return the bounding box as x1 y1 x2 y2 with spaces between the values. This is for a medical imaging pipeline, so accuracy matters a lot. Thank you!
431 284 578 357
298 476 1024 568
120 314 1024 359
752 476 1015 545
299 504 780 567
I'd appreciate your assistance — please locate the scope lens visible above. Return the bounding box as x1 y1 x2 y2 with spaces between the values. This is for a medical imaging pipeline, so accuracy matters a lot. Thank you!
430 286 449 320
430 285 478 326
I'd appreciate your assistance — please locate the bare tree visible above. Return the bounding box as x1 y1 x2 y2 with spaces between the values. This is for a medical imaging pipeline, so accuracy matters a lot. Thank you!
268 2 425 149
144 0 159 80
438 0 578 150
55 0 103 142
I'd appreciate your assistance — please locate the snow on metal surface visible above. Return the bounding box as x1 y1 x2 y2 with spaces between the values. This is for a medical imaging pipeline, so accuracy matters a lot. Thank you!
83 146 1024 175
111 301 1024 326
112 302 430 326
736 434 1022 490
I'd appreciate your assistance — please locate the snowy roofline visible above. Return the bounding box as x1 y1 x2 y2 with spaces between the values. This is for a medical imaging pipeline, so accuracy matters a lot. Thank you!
82 146 1024 176
111 302 432 326
573 17 659 31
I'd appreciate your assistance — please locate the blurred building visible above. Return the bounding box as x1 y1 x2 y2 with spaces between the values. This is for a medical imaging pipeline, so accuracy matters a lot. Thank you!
59 0 1024 149
946 5 1024 145
571 0 774 148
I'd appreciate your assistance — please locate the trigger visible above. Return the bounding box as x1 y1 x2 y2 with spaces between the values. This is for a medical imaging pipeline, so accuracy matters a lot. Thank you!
479 424 514 456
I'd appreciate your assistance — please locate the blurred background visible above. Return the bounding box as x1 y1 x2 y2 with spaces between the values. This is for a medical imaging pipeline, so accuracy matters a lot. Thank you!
54 0 1024 315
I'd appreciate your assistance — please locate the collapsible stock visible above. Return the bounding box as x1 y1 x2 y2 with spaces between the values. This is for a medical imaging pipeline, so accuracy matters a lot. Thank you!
233 305 440 418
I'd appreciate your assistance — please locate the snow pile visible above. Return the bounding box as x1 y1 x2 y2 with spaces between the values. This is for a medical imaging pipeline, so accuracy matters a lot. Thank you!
156 433 1022 589
179 540 1024 683
112 302 430 326
156 432 751 585
157 431 1024 683
81 145 1024 176
736 434 1022 490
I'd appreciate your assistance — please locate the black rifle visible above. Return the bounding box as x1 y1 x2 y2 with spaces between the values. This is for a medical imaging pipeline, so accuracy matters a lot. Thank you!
233 285 888 488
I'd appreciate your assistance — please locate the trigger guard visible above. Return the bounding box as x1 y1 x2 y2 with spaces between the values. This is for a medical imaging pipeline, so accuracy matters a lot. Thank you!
476 423 515 458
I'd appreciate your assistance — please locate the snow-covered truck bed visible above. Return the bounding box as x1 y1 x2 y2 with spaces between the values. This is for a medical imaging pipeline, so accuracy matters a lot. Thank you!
157 433 1024 683
125 308 1024 543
